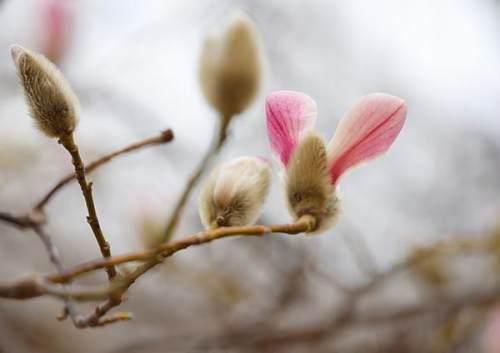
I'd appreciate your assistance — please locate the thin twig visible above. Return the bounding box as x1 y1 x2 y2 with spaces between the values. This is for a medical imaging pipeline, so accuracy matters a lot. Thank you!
32 225 82 325
71 299 133 328
341 221 379 278
73 119 230 329
0 211 44 229
0 276 113 301
161 119 227 242
59 133 116 280
34 129 174 211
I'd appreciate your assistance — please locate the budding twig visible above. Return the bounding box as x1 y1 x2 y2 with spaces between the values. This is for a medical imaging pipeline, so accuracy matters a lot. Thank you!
0 129 174 327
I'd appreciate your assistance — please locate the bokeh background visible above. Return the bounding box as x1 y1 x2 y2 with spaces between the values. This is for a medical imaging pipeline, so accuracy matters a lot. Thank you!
1 0 500 352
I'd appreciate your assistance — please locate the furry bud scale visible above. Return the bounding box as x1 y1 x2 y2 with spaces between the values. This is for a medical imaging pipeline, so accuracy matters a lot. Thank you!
10 45 79 138
199 157 271 229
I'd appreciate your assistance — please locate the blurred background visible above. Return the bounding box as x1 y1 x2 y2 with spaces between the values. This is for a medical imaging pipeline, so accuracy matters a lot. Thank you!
1 0 500 352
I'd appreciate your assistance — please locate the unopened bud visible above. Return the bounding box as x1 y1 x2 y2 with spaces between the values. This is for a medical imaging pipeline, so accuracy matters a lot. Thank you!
199 13 262 124
10 45 79 138
285 133 341 233
199 157 271 229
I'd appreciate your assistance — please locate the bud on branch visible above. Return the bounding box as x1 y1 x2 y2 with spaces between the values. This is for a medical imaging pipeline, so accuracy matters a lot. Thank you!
199 157 272 229
266 91 407 233
10 45 79 138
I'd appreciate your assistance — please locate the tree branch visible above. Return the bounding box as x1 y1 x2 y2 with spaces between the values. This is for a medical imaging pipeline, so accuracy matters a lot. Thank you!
48 217 316 284
34 129 174 211
58 133 116 280
0 128 174 328
0 276 113 301
161 118 228 242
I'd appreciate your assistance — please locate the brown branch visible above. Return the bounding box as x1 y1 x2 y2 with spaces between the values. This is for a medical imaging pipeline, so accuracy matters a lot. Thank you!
68 298 133 328
71 119 230 328
0 210 45 229
48 217 315 284
34 129 174 211
32 225 82 325
58 133 116 280
0 129 174 328
0 276 113 301
44 218 314 325
161 119 227 242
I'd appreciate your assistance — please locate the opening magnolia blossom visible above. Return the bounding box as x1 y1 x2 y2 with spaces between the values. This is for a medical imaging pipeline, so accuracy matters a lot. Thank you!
266 90 407 233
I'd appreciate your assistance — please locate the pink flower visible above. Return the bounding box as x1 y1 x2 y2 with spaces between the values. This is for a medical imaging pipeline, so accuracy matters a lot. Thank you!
266 90 406 232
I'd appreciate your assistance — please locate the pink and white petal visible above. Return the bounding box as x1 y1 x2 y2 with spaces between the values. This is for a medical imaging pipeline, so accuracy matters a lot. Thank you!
327 93 407 184
266 90 317 167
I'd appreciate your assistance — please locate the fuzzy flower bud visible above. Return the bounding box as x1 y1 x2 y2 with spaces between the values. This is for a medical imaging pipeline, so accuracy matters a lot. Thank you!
199 157 271 229
199 14 262 124
266 91 407 233
10 45 79 138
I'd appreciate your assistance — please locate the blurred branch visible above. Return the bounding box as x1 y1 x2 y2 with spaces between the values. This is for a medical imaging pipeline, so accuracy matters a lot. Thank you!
32 225 82 326
192 232 499 352
0 276 112 301
0 211 43 229
341 221 379 278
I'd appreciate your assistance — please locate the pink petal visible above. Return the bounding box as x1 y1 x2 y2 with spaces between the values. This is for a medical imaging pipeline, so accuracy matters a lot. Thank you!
40 0 72 64
327 93 407 184
266 90 317 167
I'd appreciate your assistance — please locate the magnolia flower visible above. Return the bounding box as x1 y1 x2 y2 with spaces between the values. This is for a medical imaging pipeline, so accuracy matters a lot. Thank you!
10 45 79 139
199 157 272 229
199 13 262 127
266 91 407 233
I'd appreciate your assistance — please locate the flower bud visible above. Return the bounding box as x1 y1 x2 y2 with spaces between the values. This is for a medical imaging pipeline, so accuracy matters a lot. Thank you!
199 13 262 124
285 133 341 233
199 157 271 229
10 45 79 138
